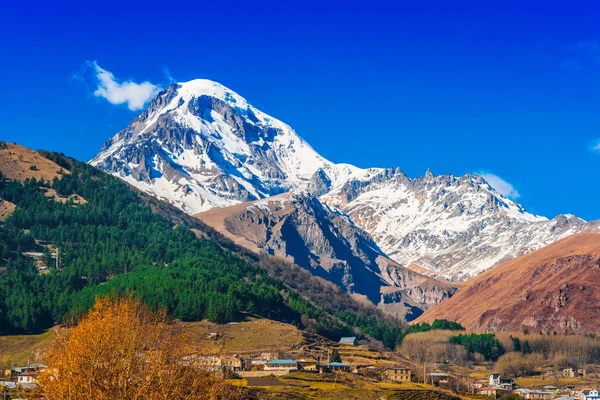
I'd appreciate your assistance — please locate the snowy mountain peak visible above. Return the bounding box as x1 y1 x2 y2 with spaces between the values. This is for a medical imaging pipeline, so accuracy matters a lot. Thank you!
318 167 589 280
91 79 330 213
160 79 291 132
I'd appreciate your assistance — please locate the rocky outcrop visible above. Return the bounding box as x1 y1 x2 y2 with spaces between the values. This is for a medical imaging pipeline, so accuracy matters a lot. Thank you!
195 192 458 321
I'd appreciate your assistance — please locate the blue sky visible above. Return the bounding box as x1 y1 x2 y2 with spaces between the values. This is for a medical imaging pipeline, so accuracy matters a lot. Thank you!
1 1 599 220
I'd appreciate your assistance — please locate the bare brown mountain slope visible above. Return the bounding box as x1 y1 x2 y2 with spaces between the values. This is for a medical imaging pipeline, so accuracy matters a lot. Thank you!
0 142 68 182
415 233 600 333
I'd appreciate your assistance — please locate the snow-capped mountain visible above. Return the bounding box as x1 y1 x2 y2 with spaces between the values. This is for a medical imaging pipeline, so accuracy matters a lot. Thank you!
92 78 595 281
91 79 329 213
313 167 589 280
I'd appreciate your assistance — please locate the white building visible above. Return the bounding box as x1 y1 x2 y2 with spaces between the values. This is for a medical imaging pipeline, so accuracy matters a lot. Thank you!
489 373 514 388
582 389 600 400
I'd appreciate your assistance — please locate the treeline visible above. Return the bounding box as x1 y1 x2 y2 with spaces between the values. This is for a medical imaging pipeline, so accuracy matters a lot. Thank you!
400 331 468 365
404 319 464 335
449 333 505 361
496 331 600 367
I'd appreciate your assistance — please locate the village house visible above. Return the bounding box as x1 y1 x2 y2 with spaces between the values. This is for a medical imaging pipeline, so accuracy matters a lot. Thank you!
192 356 223 373
563 368 587 378
249 352 279 366
478 387 508 398
428 372 450 384
0 381 17 390
296 359 318 372
384 367 412 382
221 356 243 372
489 373 515 389
322 362 351 372
582 389 600 400
513 388 553 399
264 359 298 372
339 336 357 346
17 371 38 386
13 363 47 374
542 385 558 393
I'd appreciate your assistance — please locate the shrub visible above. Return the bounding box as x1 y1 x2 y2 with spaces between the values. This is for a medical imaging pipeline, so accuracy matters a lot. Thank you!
494 352 544 377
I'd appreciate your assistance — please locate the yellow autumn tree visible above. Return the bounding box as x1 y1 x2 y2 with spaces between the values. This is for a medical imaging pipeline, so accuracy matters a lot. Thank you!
37 295 246 400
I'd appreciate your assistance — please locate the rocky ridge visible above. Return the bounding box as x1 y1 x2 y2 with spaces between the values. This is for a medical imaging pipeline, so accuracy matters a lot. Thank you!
195 191 457 320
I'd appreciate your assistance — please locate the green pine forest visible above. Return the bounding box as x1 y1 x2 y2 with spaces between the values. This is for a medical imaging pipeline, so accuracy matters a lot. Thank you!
0 151 462 348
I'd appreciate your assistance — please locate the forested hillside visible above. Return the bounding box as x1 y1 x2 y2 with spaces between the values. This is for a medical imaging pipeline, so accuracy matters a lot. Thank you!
0 148 405 347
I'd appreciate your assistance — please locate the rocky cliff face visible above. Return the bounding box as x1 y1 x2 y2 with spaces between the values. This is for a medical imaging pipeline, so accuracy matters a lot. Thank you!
195 192 457 321
314 166 591 280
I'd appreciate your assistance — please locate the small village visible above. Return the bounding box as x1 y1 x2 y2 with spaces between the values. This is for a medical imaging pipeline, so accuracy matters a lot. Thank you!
4 332 600 400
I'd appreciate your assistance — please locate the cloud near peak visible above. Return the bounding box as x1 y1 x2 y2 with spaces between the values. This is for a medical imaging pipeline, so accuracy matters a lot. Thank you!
479 172 520 199
82 61 161 111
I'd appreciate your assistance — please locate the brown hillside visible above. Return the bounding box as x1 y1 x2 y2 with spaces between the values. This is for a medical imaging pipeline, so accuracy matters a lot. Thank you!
415 233 600 333
0 142 68 182
195 199 265 253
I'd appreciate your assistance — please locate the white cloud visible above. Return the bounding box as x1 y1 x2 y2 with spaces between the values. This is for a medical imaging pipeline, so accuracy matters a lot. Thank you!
162 66 175 83
593 140 600 152
88 61 161 110
479 172 520 199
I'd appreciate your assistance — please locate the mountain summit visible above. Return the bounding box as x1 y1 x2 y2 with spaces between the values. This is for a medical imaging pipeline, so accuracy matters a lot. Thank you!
92 79 595 282
91 79 329 213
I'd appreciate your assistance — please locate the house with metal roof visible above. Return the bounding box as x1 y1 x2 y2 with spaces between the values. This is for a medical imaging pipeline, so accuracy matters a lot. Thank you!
264 359 298 372
323 362 351 372
339 337 357 346
513 388 553 399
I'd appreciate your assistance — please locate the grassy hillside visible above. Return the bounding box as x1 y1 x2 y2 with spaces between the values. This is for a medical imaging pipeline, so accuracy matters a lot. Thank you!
0 328 56 367
237 372 469 399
